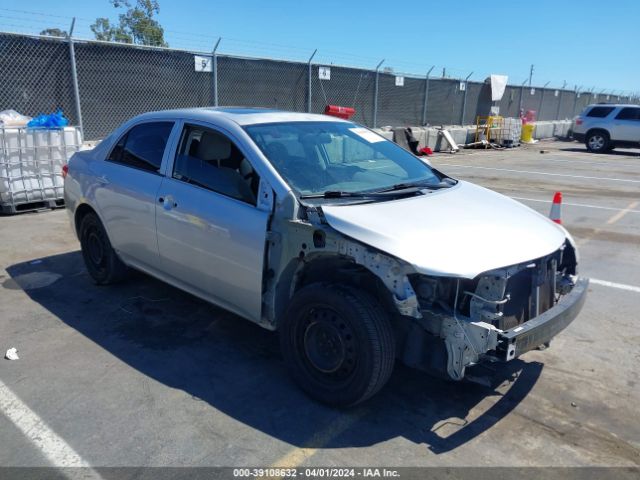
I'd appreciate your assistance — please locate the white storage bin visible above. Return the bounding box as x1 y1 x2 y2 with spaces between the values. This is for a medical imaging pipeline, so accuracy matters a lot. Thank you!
0 126 82 210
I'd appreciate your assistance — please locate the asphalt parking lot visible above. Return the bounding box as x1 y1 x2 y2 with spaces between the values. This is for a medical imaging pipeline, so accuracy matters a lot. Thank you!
0 140 639 470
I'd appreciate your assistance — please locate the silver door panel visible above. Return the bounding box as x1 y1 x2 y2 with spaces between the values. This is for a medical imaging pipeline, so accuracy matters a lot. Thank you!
92 161 163 269
156 177 269 323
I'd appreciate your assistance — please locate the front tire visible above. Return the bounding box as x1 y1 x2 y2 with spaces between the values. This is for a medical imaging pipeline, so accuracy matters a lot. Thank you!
585 130 609 153
280 283 395 407
79 212 128 285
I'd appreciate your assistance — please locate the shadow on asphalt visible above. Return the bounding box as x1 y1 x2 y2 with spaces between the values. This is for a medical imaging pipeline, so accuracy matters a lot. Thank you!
558 147 640 157
6 251 543 454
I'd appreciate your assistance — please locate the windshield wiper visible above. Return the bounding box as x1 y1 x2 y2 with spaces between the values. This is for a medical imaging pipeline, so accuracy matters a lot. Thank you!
299 178 457 200
372 178 457 193
300 188 426 200
300 190 377 199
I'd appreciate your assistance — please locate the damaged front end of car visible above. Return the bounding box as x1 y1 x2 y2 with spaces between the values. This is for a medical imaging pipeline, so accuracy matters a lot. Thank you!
401 240 588 381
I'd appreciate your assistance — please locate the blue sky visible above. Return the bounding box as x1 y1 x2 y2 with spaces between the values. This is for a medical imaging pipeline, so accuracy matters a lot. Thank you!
0 0 637 93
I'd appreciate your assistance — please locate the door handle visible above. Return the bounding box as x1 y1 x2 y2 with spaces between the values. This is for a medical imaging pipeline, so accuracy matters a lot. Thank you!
96 175 109 185
158 196 177 209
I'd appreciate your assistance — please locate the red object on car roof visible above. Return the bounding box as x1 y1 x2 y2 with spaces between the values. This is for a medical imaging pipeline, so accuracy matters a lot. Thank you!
324 105 355 119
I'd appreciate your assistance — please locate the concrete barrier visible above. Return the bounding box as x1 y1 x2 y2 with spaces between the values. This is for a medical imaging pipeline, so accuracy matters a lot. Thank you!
466 127 478 144
373 128 394 141
408 127 428 148
533 121 555 139
527 120 572 139
382 118 573 152
441 126 467 146
551 120 571 138
424 128 440 150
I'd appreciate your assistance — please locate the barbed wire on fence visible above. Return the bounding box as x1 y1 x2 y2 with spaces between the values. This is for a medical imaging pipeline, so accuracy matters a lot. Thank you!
1 9 639 140
1 7 637 97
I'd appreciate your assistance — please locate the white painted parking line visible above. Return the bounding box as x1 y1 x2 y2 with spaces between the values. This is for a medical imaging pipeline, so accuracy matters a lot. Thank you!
589 278 640 294
510 196 640 214
0 379 102 476
436 164 640 184
529 155 640 169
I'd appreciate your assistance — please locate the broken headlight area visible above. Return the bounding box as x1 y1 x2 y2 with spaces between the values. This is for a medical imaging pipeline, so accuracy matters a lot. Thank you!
400 240 581 381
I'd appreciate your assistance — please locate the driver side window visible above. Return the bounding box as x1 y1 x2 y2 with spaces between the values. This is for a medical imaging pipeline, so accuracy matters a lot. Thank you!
173 125 259 205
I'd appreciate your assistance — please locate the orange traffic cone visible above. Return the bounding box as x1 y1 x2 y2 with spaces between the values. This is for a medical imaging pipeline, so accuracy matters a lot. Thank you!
549 192 562 224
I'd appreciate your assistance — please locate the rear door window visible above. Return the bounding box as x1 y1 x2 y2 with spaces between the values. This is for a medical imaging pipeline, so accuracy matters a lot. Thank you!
586 106 615 118
615 107 640 121
107 122 174 173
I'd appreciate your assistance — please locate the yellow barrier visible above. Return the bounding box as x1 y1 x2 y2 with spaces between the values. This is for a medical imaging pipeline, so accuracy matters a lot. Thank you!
521 124 535 143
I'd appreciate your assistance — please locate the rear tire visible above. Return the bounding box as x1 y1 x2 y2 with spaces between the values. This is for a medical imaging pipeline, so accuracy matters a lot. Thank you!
79 212 128 285
585 130 609 153
280 283 395 407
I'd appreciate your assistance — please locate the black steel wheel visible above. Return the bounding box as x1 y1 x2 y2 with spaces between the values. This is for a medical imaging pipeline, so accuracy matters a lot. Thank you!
280 283 395 407
79 212 128 285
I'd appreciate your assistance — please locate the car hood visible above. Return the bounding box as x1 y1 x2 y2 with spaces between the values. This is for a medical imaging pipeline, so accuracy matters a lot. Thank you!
321 181 567 278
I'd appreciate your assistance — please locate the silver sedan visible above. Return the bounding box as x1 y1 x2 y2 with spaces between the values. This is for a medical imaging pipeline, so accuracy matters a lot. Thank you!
64 108 587 406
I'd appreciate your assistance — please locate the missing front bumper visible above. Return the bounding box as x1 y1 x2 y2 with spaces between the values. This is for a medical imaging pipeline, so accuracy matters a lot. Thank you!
496 276 589 360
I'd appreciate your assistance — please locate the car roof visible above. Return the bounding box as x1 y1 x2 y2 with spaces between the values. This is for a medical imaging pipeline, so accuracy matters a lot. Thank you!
130 107 351 126
586 103 639 108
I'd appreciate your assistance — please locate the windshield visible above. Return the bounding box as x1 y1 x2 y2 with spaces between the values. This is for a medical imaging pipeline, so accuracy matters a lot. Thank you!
244 121 443 196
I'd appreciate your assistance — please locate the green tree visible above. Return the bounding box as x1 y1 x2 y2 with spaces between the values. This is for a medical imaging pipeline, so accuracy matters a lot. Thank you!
90 0 168 47
40 28 68 37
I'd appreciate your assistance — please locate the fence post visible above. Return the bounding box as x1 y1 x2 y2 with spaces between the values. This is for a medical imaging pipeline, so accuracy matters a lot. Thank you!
572 86 581 117
554 90 562 120
373 59 384 128
67 18 84 136
518 80 527 115
307 49 317 113
555 81 566 120
460 71 473 125
538 81 550 120
421 65 434 126
212 38 221 107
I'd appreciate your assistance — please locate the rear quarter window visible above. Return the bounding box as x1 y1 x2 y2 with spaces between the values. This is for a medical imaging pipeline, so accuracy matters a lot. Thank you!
107 122 174 173
585 106 615 118
615 107 640 121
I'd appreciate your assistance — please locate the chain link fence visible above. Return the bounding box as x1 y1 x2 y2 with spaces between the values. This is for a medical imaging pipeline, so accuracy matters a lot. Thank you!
1 31 638 141
218 56 307 113
312 66 375 126
74 39 214 139
0 33 77 125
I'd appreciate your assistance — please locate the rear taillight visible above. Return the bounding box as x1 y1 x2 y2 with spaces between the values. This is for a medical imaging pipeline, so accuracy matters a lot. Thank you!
62 164 69 179
575 118 583 125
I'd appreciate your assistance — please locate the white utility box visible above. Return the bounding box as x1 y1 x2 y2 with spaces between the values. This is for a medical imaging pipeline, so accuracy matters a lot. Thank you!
0 126 82 213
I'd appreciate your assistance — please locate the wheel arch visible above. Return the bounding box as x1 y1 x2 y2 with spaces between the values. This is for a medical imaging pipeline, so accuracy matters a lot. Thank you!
585 127 610 140
273 253 398 330
74 203 99 238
